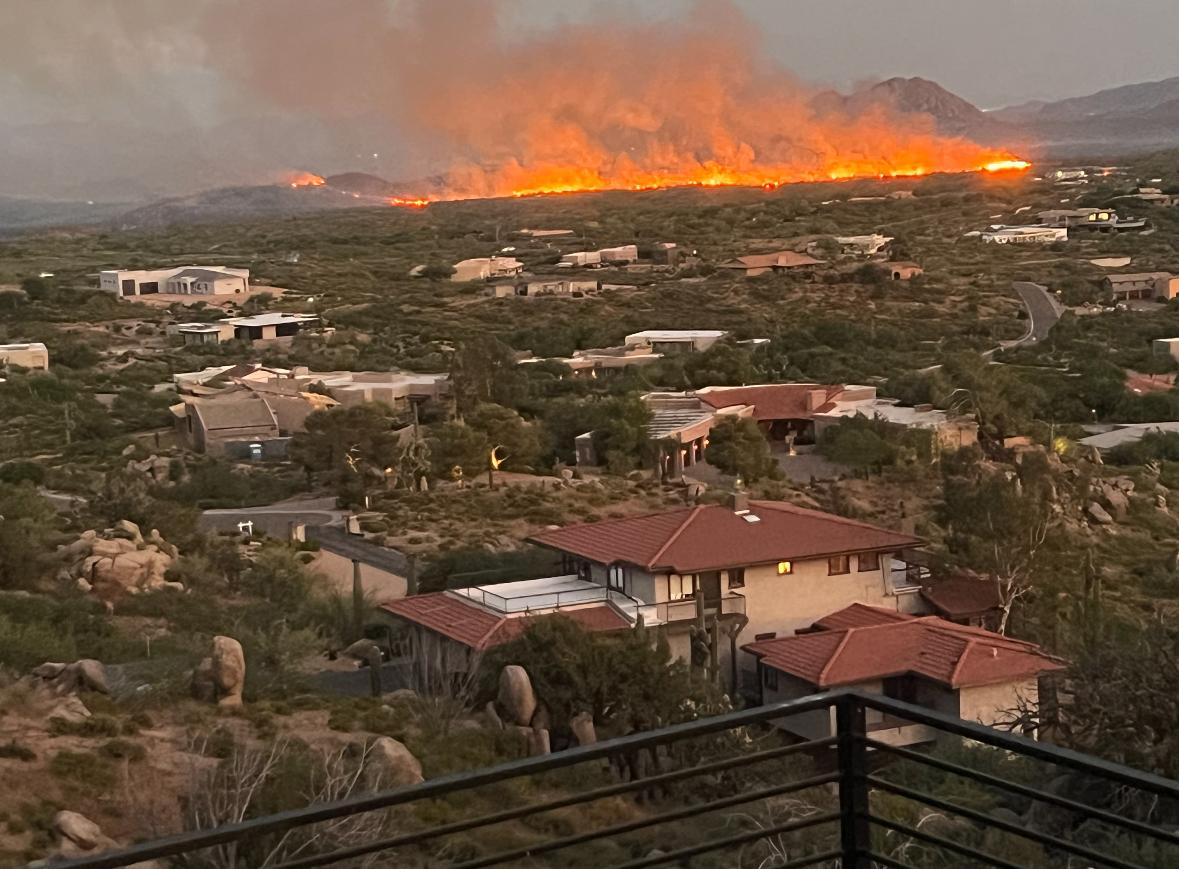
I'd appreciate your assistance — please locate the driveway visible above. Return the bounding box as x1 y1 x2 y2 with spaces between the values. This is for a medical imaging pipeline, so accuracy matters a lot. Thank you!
1007 282 1064 348
200 496 346 536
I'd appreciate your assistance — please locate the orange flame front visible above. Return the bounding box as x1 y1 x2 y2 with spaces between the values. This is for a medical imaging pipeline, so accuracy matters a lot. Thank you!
285 171 326 189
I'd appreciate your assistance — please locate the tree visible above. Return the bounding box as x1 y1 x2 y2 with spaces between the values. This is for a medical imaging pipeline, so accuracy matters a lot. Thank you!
427 403 545 479
939 459 1055 634
705 417 780 482
0 482 58 588
593 395 652 473
450 336 526 414
418 263 456 280
935 353 1044 447
288 403 403 497
20 276 52 301
818 416 898 473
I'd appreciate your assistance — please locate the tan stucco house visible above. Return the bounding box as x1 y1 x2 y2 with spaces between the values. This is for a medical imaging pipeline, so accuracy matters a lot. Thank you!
745 603 1064 745
0 342 49 371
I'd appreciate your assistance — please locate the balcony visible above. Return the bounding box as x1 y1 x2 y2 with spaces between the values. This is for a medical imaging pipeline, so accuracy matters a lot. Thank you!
57 689 1179 868
655 592 747 624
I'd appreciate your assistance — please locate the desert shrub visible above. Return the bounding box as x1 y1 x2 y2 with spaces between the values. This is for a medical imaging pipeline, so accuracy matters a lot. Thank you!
48 714 122 738
48 750 116 790
99 738 147 762
0 741 36 761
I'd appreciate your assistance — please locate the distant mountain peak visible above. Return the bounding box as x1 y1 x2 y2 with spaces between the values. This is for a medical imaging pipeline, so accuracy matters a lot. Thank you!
861 77 987 126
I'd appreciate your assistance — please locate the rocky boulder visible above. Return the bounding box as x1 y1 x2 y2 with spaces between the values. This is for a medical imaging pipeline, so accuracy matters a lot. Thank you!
1087 502 1115 525
211 636 245 707
31 659 110 695
497 665 537 727
365 737 424 789
59 523 180 597
570 712 597 746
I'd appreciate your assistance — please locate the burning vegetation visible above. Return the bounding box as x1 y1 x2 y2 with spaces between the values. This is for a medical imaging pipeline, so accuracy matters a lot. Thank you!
222 2 1029 208
284 171 326 189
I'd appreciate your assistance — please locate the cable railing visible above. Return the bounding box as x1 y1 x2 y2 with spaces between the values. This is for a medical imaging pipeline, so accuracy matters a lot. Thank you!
55 689 1179 868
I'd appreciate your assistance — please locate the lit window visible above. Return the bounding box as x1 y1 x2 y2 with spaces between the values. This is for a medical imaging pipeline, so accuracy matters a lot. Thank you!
858 552 880 572
728 568 745 589
776 561 793 575
828 555 850 576
669 574 695 601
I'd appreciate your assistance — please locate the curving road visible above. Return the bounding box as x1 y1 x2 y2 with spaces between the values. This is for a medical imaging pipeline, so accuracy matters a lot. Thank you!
1007 281 1064 348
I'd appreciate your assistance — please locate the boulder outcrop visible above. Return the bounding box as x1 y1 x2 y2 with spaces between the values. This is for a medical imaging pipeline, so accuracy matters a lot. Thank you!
496 665 537 727
211 636 246 707
58 521 180 597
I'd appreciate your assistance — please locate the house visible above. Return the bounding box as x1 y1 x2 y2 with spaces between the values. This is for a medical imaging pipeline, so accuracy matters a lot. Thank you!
524 498 927 687
450 257 525 282
1105 273 1179 301
559 251 602 268
919 576 1003 630
884 262 923 280
625 330 727 354
377 577 633 665
650 242 682 266
171 383 336 457
598 244 639 264
173 364 448 410
1038 208 1147 232
835 234 893 256
100 266 249 297
489 278 600 299
516 228 574 238
813 394 979 451
0 342 49 371
169 313 320 345
642 393 748 476
981 226 1068 244
518 344 665 379
1078 422 1179 453
1154 338 1179 360
744 603 1064 746
717 251 824 277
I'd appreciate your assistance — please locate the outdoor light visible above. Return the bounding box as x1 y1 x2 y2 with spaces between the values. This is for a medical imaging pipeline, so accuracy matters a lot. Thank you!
777 561 793 575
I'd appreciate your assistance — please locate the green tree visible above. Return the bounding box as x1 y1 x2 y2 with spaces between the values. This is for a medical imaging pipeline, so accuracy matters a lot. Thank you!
818 416 898 473
427 403 545 478
593 395 652 473
705 417 780 482
0 483 59 588
450 336 526 414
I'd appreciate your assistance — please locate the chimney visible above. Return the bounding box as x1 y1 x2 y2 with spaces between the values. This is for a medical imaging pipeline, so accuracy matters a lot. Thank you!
807 388 827 411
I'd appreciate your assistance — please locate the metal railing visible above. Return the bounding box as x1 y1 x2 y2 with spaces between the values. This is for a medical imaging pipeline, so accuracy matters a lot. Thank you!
656 592 747 623
57 689 1179 868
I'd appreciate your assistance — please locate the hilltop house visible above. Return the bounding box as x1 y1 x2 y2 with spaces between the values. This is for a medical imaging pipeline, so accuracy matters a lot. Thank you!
380 497 929 689
451 257 525 282
624 330 728 353
981 226 1068 244
171 382 336 458
170 313 320 345
1038 208 1146 232
746 604 1063 745
835 234 893 256
884 261 923 280
100 266 250 297
0 342 49 371
489 278 600 299
717 251 824 277
1105 272 1179 301
638 384 977 475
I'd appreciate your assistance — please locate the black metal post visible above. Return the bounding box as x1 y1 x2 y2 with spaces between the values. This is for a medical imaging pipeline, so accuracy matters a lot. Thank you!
836 693 870 868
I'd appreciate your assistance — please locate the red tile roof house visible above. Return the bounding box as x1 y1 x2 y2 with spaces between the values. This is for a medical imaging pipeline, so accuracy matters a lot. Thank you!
744 604 1064 747
378 498 931 688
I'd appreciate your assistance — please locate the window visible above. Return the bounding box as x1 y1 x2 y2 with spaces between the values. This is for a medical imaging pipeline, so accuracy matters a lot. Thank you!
776 561 793 576
668 574 695 601
728 568 746 589
828 555 850 576
858 552 880 573
576 561 592 583
608 564 626 591
763 666 779 691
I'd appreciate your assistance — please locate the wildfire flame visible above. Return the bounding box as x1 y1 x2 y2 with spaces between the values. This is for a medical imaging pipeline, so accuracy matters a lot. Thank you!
285 171 326 189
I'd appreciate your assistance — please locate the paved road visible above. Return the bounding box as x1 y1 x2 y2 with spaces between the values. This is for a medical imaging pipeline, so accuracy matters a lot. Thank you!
1008 281 1064 348
200 496 346 536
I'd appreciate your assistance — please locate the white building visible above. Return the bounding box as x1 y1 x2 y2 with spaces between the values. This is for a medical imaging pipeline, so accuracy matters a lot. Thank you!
100 266 250 298
981 226 1068 245
0 342 49 371
450 257 524 282
835 234 893 256
625 330 728 354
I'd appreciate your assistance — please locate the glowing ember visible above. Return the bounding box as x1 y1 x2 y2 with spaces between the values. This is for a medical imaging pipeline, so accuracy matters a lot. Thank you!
285 171 326 188
982 159 1032 173
387 196 430 209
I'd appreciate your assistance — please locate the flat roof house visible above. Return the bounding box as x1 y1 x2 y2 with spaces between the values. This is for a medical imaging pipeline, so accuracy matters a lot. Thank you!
0 342 49 371
1105 272 1179 301
100 266 249 298
451 257 524 283
489 278 600 299
981 226 1068 245
170 313 320 345
625 330 727 354
172 384 335 458
745 603 1064 746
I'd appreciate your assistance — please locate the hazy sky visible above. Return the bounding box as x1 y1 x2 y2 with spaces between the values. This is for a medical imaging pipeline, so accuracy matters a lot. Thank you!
513 0 1179 108
2 0 1177 199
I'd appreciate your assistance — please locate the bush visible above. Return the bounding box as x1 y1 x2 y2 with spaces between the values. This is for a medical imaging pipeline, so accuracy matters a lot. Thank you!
48 714 123 738
99 738 147 762
48 750 116 790
0 741 36 762
704 417 781 482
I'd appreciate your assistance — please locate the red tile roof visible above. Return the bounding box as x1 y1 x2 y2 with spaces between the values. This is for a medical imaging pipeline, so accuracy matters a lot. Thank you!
920 577 1002 619
697 384 845 420
744 604 1064 689
527 501 921 574
379 594 630 651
